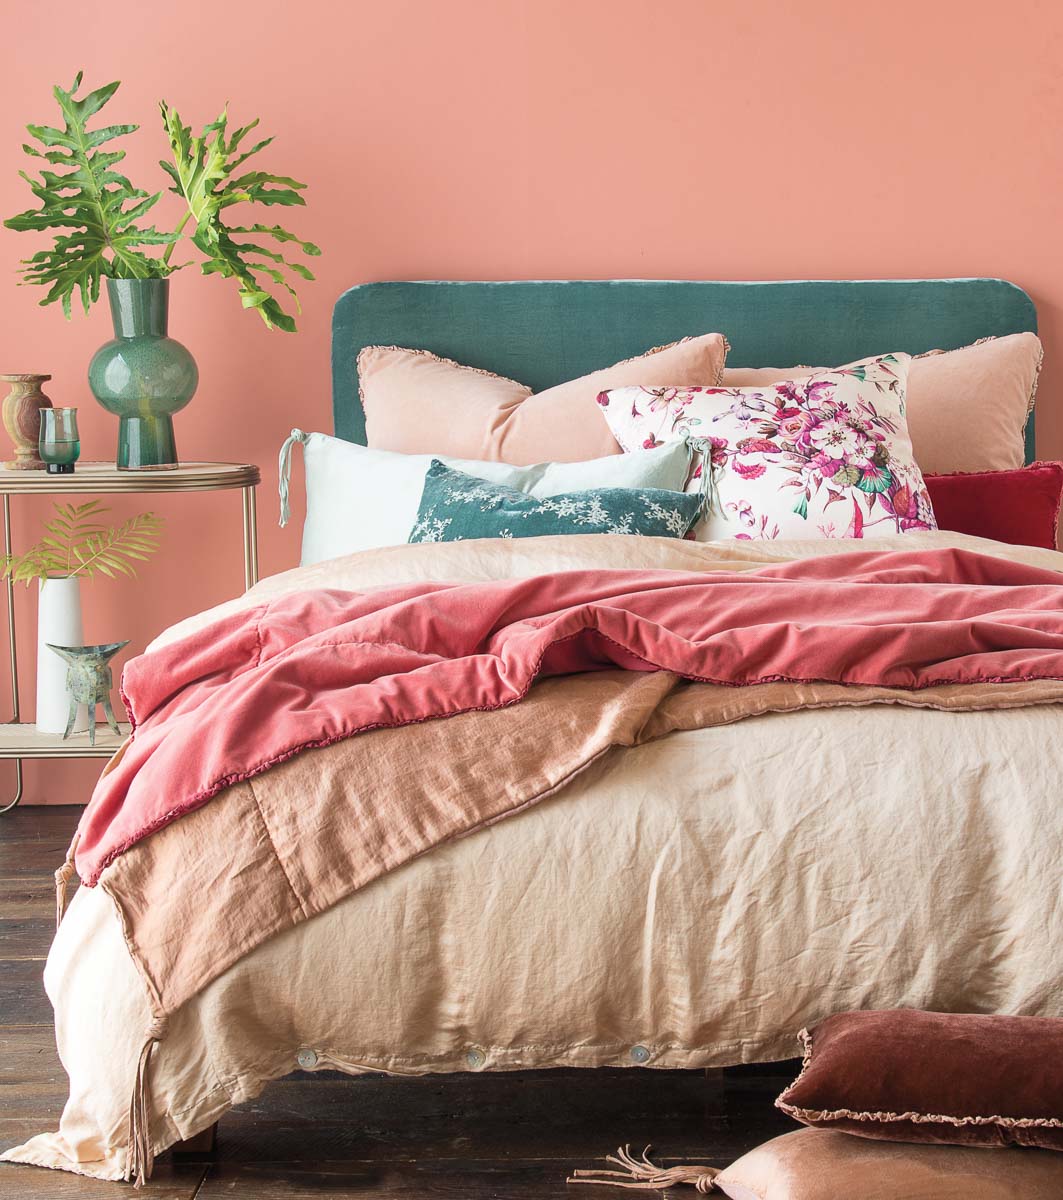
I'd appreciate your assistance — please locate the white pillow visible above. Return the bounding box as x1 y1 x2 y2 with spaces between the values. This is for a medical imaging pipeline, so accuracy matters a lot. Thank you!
278 430 692 565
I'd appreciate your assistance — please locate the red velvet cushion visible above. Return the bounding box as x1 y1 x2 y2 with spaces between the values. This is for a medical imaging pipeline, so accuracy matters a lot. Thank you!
925 462 1063 550
776 1010 1063 1151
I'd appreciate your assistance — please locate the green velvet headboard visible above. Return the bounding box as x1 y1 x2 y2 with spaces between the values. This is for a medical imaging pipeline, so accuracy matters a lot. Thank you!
332 278 1038 461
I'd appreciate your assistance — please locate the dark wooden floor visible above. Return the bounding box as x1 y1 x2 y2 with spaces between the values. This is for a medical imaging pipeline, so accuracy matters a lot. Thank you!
0 807 799 1197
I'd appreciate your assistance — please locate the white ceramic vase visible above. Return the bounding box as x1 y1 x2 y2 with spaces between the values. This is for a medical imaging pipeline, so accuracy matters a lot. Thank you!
36 576 87 735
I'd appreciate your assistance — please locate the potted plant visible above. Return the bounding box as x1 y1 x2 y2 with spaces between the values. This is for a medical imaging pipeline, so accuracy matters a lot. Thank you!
5 74 321 469
1 500 162 732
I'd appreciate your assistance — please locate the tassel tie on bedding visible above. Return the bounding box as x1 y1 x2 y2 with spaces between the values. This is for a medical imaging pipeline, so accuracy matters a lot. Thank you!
54 832 79 929
128 1015 169 1188
58 834 171 1187
684 439 719 520
278 429 308 528
568 1146 720 1192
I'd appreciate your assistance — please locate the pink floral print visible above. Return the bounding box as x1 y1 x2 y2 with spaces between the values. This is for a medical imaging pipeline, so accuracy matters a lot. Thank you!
596 354 937 542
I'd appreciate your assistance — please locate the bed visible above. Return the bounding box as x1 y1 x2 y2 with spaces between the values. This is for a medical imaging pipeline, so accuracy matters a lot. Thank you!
4 278 1062 1186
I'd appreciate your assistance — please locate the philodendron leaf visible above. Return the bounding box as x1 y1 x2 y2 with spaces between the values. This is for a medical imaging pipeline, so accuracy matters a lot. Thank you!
4 74 177 316
160 102 319 332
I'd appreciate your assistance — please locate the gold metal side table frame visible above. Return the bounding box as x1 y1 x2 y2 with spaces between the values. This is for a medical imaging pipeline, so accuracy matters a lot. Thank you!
0 461 261 813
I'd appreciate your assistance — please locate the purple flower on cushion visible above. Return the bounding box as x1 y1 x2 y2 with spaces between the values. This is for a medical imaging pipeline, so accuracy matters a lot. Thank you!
725 499 757 527
810 451 846 477
645 387 681 413
804 380 838 408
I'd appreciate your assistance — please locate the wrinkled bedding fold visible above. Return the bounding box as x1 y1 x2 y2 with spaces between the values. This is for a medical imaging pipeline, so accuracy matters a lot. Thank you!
100 671 1063 1022
78 545 1063 888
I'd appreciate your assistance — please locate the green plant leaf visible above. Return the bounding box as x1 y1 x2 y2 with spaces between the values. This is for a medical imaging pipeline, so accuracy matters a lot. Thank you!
1 502 163 585
160 102 318 331
4 74 178 316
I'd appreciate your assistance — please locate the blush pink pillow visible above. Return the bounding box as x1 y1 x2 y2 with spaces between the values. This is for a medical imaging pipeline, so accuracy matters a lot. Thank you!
359 334 729 466
713 1129 1063 1200
571 1131 1063 1199
723 333 1042 474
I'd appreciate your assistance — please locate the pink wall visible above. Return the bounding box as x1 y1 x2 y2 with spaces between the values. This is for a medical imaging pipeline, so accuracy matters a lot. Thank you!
2 0 1061 803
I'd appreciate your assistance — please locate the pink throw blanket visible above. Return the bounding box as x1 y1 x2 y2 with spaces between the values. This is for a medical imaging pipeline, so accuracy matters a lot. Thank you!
75 548 1063 886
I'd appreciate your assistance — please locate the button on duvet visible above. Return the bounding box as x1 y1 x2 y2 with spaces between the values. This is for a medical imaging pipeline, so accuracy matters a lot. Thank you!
296 1049 318 1069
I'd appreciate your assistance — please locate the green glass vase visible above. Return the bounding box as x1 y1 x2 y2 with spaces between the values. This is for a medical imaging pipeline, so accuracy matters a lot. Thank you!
87 278 198 470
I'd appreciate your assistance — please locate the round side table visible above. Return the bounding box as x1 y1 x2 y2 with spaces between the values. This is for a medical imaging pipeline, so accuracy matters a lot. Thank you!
0 461 260 811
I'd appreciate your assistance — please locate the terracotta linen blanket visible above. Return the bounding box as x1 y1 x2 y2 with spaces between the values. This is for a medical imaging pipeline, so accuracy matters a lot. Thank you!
10 530 1063 1185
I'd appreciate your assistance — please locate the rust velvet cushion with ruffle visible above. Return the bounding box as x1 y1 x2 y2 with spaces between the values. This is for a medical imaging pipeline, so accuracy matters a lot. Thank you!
776 1009 1063 1150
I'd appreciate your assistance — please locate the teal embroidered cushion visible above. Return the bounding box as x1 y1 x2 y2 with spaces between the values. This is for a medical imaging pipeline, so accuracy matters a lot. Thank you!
409 460 703 543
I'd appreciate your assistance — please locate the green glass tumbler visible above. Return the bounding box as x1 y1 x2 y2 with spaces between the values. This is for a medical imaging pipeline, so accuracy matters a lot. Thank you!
39 407 81 475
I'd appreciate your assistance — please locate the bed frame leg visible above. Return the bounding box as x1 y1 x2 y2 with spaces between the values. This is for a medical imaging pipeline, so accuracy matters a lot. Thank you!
172 1121 218 1155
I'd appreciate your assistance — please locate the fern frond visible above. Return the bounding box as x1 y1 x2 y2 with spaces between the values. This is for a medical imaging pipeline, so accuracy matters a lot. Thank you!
1 503 163 586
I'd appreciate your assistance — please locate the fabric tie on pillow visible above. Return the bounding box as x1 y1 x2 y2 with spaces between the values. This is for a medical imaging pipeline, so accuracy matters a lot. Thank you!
278 428 309 527
684 437 722 517
277 429 696 563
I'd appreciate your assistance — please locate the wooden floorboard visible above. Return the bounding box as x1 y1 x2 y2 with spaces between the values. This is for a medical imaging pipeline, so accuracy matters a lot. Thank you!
0 916 54 961
0 805 800 1197
0 879 60 921
1 1162 208 1198
0 959 52 1027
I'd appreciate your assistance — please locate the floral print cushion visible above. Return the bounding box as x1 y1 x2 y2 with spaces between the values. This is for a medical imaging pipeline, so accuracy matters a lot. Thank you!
408 460 703 543
597 353 938 541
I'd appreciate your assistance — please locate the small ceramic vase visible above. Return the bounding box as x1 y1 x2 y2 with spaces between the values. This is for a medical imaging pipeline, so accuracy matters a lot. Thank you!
1 373 53 470
87 279 198 471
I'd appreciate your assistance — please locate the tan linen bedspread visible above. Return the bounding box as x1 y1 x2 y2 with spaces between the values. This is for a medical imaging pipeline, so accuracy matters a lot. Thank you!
5 530 1063 1181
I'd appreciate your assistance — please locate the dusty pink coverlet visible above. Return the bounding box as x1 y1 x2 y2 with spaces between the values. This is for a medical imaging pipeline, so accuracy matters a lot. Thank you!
75 547 1063 886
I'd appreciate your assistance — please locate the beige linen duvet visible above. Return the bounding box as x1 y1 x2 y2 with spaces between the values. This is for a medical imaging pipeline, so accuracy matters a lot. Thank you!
5 530 1063 1182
